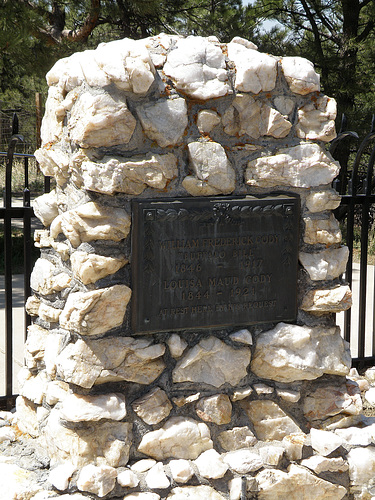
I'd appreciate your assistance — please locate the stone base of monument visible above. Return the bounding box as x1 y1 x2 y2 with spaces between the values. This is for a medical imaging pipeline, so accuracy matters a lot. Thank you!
1 32 374 499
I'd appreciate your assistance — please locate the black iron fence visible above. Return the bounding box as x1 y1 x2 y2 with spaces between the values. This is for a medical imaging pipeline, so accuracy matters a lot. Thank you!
0 114 49 409
2 115 375 407
330 116 375 369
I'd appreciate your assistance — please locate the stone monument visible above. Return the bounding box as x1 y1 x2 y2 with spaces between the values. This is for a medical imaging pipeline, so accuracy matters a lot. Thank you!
3 33 373 499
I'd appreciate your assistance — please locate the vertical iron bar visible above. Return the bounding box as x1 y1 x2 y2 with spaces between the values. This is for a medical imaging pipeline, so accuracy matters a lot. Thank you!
4 166 13 408
23 156 32 340
359 196 370 358
344 200 354 343
4 113 24 407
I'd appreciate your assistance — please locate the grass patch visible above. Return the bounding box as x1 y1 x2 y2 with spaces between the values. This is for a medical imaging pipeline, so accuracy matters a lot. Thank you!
0 227 39 274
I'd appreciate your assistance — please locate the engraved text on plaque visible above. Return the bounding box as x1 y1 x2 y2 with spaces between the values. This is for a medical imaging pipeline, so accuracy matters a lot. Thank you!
131 195 300 334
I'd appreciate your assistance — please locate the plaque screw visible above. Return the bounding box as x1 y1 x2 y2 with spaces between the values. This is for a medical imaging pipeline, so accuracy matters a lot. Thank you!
145 211 154 221
285 206 293 215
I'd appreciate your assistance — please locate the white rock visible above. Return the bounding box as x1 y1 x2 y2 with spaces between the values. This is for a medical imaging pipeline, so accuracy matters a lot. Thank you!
77 464 117 497
19 370 48 405
224 449 263 474
167 334 188 358
0 427 16 443
145 462 170 489
335 423 375 446
246 143 340 188
347 446 375 487
261 103 292 138
70 251 127 285
365 387 375 405
24 324 49 370
173 336 250 388
218 426 257 451
183 141 236 196
300 456 348 474
15 396 39 437
136 97 188 147
277 389 301 403
229 477 242 500
197 110 221 133
38 302 62 323
117 469 139 488
172 393 201 407
167 485 226 499
365 367 375 385
44 332 66 378
56 339 103 389
281 56 320 94
299 247 349 281
230 36 258 50
94 38 155 94
34 145 70 186
195 394 232 424
222 94 262 138
68 89 136 148
59 284 131 336
301 285 352 313
25 295 41 317
39 86 64 145
231 387 253 401
305 189 341 213
46 53 84 91
80 153 178 196
304 215 342 245
44 409 131 467
230 329 253 345
30 258 71 295
60 393 126 422
45 380 70 406
297 95 336 142
259 446 284 466
132 387 172 425
138 416 213 460
168 459 194 483
282 433 306 461
242 400 302 440
33 190 59 227
304 381 363 421
130 459 157 473
253 383 274 395
256 464 346 499
0 463 43 500
251 323 351 383
61 336 165 386
77 49 111 87
48 462 76 491
163 36 229 100
92 336 166 385
227 42 277 93
50 201 131 247
310 428 344 456
194 449 228 479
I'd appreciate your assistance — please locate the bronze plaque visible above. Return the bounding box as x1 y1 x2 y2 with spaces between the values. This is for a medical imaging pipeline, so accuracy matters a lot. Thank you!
131 195 299 334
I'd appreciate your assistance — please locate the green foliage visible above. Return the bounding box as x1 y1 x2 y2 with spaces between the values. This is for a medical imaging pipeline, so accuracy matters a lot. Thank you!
253 0 375 134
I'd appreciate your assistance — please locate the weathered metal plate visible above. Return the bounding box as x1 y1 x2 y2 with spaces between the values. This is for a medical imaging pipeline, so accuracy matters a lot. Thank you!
131 195 300 334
